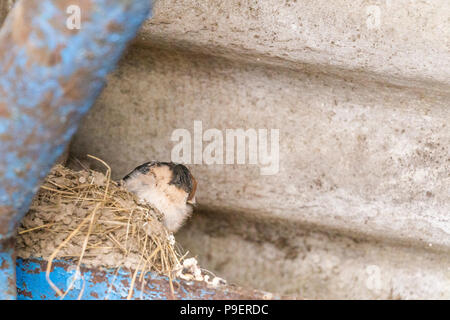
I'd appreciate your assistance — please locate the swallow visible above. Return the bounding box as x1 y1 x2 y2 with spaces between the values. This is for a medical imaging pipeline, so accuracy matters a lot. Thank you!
122 161 197 233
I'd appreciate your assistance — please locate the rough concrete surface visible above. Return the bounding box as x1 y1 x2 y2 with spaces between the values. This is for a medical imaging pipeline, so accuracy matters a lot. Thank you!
72 45 450 249
177 210 450 299
2 0 449 299
70 43 450 298
139 0 450 91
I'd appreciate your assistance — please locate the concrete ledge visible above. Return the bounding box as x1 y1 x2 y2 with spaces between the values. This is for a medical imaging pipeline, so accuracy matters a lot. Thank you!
138 0 450 91
178 210 450 299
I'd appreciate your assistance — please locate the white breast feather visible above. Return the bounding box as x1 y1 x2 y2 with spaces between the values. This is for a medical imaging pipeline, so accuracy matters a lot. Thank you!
124 172 191 233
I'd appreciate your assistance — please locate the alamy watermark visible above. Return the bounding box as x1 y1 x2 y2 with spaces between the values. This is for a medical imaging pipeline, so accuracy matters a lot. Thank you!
365 0 418 30
66 5 81 30
170 121 280 175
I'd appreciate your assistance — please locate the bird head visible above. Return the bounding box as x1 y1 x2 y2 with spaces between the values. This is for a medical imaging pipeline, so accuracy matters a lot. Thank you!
122 161 197 232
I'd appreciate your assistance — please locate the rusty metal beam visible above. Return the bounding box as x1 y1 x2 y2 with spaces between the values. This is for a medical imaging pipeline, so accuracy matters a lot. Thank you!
16 258 276 300
0 239 15 299
0 0 152 299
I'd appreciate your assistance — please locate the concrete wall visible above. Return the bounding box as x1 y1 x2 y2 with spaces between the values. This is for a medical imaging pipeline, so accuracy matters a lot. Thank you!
3 0 449 299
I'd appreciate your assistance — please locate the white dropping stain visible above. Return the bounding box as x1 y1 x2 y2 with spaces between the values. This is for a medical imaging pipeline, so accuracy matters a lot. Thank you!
167 234 176 246
175 257 226 287
66 269 83 291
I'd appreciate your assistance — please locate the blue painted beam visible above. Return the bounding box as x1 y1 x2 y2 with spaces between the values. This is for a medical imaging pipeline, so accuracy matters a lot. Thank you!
0 0 152 299
0 239 16 299
16 258 269 300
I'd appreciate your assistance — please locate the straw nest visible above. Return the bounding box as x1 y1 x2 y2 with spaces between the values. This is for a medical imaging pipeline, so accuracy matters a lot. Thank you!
16 156 222 298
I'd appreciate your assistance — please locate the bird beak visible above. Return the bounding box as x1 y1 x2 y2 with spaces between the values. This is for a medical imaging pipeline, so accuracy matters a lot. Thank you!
187 196 196 207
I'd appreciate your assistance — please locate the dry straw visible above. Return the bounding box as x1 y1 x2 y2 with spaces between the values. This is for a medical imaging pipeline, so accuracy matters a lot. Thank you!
17 155 185 299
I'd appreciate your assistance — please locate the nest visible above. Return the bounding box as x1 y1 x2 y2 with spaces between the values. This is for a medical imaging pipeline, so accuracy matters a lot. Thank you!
16 156 193 298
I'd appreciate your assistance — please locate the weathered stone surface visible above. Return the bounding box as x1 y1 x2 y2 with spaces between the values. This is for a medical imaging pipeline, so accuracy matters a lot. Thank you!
178 210 450 299
138 0 450 91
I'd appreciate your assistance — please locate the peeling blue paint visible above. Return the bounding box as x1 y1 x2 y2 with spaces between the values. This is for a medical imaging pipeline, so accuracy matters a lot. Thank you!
16 258 219 300
0 0 152 299
0 245 15 300
0 0 153 239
